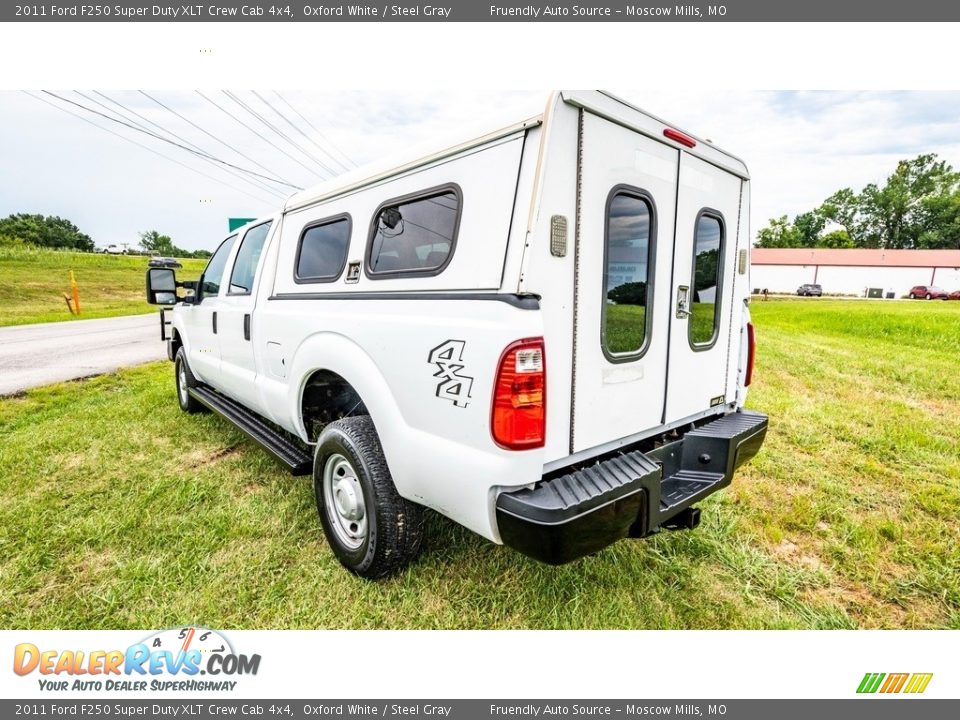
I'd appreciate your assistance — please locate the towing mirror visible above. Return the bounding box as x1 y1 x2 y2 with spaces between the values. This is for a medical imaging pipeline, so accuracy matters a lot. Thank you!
146 268 177 305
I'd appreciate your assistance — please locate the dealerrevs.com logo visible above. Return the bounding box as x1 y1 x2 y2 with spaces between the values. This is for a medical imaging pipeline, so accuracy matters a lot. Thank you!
857 672 933 694
13 627 261 692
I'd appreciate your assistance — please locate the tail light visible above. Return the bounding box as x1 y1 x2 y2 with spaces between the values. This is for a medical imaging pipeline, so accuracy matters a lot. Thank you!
745 322 756 387
492 338 546 450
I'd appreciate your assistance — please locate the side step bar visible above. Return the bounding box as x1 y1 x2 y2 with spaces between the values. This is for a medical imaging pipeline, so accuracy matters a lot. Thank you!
188 386 313 475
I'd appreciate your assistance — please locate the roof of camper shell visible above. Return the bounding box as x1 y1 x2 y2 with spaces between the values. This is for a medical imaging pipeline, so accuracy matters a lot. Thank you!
282 91 749 214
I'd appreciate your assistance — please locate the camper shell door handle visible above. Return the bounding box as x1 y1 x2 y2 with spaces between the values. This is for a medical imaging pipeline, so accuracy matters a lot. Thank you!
676 286 691 319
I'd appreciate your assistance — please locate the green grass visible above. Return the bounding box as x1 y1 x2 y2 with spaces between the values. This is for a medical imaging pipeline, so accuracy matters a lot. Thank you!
0 246 205 326
0 299 958 629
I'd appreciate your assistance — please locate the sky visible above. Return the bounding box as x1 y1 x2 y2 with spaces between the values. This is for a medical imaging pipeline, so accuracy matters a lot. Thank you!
2 90 960 252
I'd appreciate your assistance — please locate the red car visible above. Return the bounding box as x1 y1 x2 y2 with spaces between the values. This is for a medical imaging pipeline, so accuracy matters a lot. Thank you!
908 285 949 300
949 290 960 301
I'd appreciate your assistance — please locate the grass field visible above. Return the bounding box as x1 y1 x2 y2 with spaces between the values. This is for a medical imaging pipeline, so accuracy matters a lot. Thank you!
0 246 206 326
0 299 958 629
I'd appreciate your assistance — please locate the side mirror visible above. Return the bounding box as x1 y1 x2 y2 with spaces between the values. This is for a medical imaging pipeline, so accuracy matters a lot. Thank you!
146 268 177 305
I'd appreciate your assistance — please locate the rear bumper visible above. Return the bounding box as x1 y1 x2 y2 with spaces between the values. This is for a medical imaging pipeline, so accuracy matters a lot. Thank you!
495 409 768 565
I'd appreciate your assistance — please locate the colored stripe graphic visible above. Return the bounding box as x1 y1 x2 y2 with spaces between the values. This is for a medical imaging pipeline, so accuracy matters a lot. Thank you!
857 672 932 694
904 673 933 694
857 673 885 693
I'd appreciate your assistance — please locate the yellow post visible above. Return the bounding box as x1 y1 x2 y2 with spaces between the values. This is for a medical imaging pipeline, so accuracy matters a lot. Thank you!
69 270 81 315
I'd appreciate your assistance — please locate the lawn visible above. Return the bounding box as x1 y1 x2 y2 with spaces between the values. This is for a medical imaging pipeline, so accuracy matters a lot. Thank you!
0 299 957 629
0 246 206 326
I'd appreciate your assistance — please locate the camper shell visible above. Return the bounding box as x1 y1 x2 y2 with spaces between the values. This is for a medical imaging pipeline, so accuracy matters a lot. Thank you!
148 90 767 577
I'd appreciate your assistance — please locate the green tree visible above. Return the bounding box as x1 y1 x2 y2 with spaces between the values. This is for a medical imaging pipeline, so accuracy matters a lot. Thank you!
138 230 177 255
755 215 801 248
817 229 855 248
0 213 94 251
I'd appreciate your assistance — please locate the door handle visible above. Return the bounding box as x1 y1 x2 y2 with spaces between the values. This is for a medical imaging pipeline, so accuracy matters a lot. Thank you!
676 286 691 319
212 311 217 334
243 314 251 341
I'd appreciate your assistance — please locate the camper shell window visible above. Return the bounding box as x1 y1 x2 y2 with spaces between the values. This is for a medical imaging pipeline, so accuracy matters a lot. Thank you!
601 186 657 362
365 184 462 279
689 210 725 349
294 214 352 284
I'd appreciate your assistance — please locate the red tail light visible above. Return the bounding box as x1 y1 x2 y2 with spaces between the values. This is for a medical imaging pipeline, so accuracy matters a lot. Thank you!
664 127 697 148
492 338 546 450
745 322 756 387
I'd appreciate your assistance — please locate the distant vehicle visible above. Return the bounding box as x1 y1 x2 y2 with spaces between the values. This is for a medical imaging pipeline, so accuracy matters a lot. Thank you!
796 283 822 297
149 256 182 269
103 244 126 255
949 290 960 301
908 285 948 300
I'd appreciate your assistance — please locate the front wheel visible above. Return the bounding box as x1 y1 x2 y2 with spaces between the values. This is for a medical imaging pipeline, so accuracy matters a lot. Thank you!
174 348 204 414
909 293 916 299
314 416 424 579
926 293 933 300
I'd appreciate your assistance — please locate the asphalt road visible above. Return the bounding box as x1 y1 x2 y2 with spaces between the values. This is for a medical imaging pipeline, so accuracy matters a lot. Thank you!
0 314 167 396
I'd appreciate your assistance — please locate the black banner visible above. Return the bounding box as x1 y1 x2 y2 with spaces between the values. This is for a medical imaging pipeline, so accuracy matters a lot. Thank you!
4 700 959 719
5 0 960 22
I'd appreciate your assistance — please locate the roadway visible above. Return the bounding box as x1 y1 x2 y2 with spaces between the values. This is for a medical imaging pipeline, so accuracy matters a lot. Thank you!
0 314 167 396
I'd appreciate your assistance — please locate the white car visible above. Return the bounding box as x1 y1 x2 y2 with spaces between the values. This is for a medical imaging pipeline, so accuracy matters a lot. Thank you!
103 244 125 254
146 91 767 578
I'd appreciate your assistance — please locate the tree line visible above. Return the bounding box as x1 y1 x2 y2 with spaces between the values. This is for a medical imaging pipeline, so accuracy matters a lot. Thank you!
0 213 211 257
756 153 960 250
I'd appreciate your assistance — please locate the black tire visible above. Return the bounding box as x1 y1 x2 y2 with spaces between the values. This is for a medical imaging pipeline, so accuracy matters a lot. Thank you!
314 416 424 579
909 293 916 299
174 347 204 414
926 293 932 300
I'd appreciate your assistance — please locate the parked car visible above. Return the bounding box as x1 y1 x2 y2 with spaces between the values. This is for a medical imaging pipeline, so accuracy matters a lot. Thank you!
145 90 768 578
908 285 949 300
103 244 126 255
148 256 183 269
948 290 960 301
796 283 823 297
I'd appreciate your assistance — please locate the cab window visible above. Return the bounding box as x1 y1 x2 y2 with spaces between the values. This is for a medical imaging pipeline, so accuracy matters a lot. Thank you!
200 235 237 298
229 221 272 295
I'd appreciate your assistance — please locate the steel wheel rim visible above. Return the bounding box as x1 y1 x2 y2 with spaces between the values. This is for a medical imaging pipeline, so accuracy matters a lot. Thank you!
177 362 189 405
322 453 367 550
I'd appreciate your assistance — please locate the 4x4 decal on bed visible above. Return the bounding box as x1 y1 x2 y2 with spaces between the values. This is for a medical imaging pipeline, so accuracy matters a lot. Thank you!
428 340 474 408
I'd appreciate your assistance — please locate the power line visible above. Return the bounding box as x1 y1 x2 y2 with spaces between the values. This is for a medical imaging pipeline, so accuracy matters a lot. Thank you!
224 90 337 177
40 90 299 190
23 91 279 207
137 90 298 192
78 91 288 201
273 91 357 169
198 89 326 183
253 89 352 174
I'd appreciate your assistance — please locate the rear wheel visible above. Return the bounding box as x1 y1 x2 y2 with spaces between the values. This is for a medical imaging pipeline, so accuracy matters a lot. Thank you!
174 348 204 414
909 292 916 299
314 416 424 579
926 293 933 300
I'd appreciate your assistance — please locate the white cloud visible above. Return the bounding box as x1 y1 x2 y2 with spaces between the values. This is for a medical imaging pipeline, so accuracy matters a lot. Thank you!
2 90 959 251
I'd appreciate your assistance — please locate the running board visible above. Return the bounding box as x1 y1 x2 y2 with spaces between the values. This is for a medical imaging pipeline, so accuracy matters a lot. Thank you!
188 386 313 475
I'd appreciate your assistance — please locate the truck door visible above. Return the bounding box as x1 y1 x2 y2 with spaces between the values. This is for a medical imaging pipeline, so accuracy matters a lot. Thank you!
216 220 273 412
183 234 236 384
663 153 744 424
571 112 679 453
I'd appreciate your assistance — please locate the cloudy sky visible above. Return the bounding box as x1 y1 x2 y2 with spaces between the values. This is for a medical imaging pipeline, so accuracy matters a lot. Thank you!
2 90 960 252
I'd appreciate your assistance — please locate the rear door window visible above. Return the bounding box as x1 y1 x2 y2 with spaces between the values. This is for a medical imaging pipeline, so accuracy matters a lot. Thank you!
229 221 272 295
690 212 724 347
200 235 237 298
367 185 461 277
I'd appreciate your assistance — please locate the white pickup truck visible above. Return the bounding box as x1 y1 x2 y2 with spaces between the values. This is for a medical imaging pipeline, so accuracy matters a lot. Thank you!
146 91 767 578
